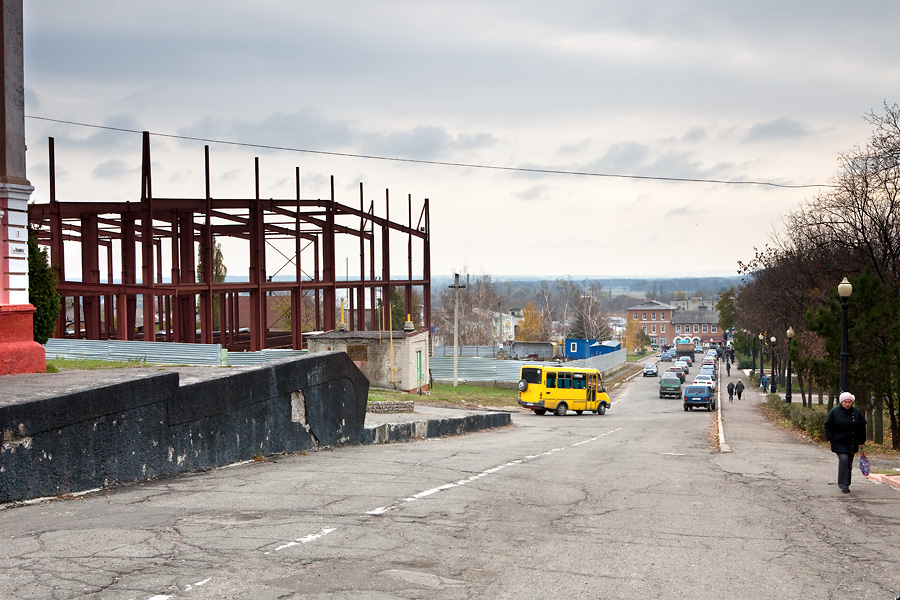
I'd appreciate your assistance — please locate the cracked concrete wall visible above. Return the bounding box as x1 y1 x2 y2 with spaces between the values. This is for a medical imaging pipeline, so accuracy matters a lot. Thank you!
0 352 368 503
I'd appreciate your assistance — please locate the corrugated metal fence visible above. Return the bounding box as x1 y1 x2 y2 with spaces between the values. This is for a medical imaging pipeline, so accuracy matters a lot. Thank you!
43 338 307 367
430 349 627 383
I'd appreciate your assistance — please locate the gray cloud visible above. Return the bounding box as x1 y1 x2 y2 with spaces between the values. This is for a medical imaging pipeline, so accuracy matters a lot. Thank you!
92 158 137 180
743 117 813 143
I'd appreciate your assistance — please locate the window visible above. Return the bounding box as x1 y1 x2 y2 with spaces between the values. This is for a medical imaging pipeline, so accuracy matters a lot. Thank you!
643 313 647 320
642 324 647 332
633 312 638 320
661 312 667 320
660 337 667 345
694 324 700 333
558 372 572 389
546 372 557 388
651 324 656 333
522 368 542 384
652 312 656 321
676 325 681 333
573 373 586 389
570 342 577 353
660 324 665 333
711 325 717 333
703 324 708 333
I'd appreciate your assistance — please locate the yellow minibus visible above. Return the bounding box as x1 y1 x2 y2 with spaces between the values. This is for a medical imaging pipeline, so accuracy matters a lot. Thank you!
517 365 611 416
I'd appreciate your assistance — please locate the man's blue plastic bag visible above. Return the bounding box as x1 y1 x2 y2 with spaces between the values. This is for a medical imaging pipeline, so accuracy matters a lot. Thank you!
859 451 870 477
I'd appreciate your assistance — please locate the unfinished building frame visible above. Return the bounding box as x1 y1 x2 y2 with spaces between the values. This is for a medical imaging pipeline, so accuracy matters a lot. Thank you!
29 132 432 351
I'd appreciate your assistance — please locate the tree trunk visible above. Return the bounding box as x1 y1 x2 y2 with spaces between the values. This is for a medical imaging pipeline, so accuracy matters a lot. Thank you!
874 394 884 445
797 371 807 408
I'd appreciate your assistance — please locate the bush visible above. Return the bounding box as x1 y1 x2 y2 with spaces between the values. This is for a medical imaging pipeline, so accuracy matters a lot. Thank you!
765 396 826 441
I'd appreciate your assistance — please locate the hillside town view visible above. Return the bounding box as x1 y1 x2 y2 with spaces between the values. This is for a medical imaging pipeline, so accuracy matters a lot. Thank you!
3 3 900 598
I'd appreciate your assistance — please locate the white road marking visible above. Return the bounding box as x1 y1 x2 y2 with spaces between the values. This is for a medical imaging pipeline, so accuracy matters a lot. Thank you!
268 527 336 553
184 577 212 591
367 428 621 515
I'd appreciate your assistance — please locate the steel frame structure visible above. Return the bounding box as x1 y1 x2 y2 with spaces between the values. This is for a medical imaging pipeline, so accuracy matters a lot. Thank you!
29 133 431 351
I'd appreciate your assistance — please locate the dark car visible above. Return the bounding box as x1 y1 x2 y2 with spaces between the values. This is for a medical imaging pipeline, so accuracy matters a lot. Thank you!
659 375 682 398
643 363 659 377
666 365 686 382
659 352 674 362
683 385 715 411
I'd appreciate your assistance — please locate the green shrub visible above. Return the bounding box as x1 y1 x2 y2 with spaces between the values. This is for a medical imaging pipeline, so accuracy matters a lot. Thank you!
765 396 826 441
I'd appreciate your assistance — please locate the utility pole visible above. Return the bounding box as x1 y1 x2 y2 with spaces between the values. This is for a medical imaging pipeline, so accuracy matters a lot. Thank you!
449 273 466 387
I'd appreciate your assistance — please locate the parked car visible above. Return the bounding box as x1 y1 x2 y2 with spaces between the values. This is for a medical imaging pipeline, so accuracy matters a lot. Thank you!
667 365 686 382
643 363 659 377
697 366 716 379
683 385 715 411
692 373 717 392
659 375 683 398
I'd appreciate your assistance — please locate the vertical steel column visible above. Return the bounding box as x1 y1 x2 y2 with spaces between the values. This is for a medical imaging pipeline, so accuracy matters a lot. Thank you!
178 210 196 342
81 212 101 339
48 137 65 338
141 131 156 342
248 157 266 350
121 215 137 339
369 201 376 331
321 177 337 330
199 145 214 344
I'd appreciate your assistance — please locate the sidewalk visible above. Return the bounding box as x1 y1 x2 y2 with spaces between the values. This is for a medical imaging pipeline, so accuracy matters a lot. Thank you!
719 366 900 491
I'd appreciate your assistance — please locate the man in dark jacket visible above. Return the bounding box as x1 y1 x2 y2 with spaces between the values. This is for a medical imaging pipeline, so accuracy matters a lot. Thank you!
824 391 867 493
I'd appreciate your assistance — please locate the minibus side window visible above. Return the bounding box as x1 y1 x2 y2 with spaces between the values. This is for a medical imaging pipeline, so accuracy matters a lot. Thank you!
558 372 572 389
546 372 556 388
573 373 585 389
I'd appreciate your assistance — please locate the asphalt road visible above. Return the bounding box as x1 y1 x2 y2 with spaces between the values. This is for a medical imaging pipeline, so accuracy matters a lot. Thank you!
1 366 898 599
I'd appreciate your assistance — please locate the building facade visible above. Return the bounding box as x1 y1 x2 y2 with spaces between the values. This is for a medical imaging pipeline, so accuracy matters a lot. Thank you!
627 300 677 348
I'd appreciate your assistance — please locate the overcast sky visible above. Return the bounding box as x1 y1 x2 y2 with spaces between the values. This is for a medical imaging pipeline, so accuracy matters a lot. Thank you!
21 1 900 280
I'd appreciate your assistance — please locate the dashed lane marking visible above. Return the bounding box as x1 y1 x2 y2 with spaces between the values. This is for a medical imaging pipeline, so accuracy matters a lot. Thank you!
367 427 622 515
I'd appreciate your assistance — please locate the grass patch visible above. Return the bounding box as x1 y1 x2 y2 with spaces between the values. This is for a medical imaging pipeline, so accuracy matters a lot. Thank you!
45 357 148 372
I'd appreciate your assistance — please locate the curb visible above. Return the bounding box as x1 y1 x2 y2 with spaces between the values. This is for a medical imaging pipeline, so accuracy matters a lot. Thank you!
866 473 900 490
362 412 512 445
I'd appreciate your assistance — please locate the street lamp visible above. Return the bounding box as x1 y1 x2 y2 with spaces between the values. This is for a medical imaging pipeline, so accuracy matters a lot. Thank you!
838 277 853 393
759 333 764 375
785 327 794 404
770 336 777 394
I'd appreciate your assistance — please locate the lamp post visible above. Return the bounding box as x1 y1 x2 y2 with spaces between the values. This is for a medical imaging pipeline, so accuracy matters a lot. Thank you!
770 336 777 394
785 327 794 404
838 277 853 393
758 333 764 376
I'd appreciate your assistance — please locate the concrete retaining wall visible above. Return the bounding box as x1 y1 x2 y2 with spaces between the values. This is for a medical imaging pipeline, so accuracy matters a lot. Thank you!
0 352 368 503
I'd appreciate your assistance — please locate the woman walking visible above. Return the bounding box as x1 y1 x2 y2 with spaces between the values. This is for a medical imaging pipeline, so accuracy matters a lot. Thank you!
735 379 744 400
824 392 867 493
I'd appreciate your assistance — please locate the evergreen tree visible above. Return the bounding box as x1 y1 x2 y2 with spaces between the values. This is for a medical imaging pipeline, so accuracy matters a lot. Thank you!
28 226 61 344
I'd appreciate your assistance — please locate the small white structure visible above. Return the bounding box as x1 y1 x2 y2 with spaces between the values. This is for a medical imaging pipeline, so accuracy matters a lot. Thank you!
308 329 430 392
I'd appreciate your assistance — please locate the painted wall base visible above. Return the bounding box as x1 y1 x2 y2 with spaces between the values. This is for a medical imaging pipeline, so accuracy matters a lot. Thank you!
0 304 46 376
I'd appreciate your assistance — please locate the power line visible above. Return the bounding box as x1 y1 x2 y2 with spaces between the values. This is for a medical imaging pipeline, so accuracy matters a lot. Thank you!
25 115 830 189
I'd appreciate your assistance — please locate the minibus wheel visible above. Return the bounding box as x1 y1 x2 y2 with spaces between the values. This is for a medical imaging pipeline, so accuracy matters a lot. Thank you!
517 379 528 392
533 408 547 415
597 403 607 415
554 402 568 416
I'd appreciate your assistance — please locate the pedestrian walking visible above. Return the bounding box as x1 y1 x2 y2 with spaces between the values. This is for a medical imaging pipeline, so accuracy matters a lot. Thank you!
727 381 735 402
824 391 867 493
760 373 768 391
735 379 744 400
726 361 731 376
